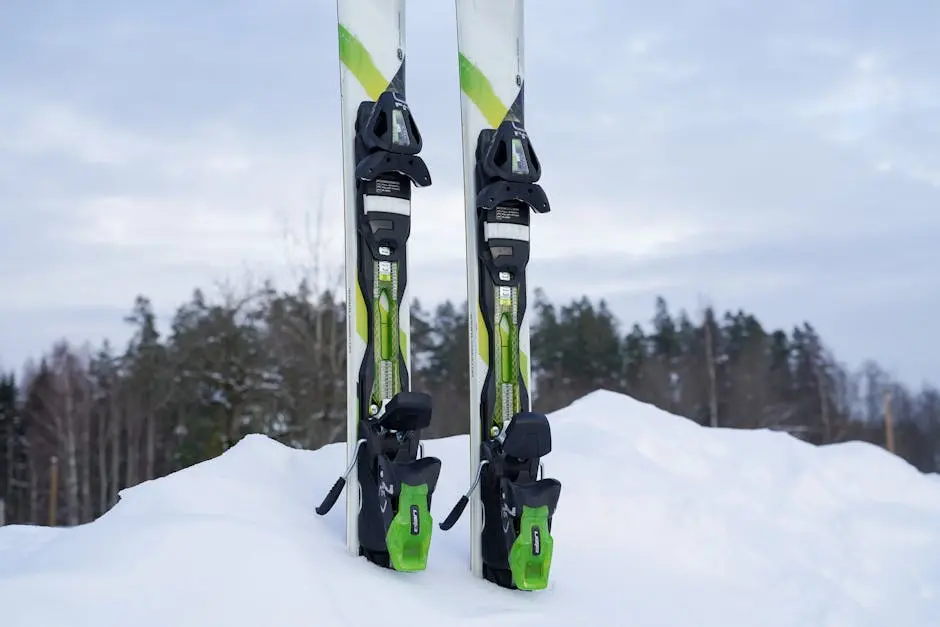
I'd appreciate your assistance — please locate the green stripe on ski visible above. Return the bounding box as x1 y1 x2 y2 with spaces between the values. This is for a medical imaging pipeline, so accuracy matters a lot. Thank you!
477 306 489 365
338 24 388 100
400 328 408 363
355 280 368 342
459 53 509 128
520 350 529 388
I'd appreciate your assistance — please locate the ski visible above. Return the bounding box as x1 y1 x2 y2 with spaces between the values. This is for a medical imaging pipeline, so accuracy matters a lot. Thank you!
316 0 442 573
439 0 562 591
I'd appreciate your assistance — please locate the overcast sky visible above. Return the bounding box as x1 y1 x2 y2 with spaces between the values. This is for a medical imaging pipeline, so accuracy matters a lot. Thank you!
1 0 938 386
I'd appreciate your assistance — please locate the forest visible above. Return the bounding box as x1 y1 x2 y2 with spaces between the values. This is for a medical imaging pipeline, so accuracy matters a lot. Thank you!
1 278 938 526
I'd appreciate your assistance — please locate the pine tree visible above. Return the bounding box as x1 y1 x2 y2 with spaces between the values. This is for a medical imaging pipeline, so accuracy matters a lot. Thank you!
416 300 468 437
0 373 27 524
622 324 648 403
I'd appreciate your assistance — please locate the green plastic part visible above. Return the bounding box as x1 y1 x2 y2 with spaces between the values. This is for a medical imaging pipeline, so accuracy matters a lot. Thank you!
378 289 392 360
499 313 513 384
508 505 554 590
385 483 434 572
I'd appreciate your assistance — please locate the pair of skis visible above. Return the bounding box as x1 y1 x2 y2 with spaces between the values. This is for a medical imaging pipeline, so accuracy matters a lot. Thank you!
316 0 562 591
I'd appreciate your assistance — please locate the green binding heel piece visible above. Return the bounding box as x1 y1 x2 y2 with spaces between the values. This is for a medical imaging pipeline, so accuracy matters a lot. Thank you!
508 504 554 590
386 483 434 571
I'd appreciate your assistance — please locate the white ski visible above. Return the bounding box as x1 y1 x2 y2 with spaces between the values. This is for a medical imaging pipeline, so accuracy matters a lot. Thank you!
317 0 442 574
439 0 562 591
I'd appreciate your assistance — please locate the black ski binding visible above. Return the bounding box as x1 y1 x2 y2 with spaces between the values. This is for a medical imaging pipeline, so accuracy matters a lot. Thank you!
440 412 561 591
316 392 442 572
474 119 550 214
354 90 431 189
316 89 441 573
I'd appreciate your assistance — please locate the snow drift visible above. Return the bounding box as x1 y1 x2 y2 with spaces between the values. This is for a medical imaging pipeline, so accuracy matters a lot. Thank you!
1 390 939 627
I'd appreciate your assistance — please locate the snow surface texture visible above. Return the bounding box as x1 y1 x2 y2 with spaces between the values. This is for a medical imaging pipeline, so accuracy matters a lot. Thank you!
1 390 939 627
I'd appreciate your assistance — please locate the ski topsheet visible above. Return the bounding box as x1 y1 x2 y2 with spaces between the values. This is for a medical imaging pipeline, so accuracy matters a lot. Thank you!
316 0 442 573
439 0 562 591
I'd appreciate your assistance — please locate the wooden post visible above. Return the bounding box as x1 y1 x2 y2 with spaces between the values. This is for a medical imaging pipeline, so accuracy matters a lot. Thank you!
49 455 59 527
883 390 895 454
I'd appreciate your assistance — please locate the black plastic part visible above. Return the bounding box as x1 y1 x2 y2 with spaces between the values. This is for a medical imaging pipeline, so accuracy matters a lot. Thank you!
376 391 433 432
387 455 442 490
502 411 553 460
477 205 531 288
315 476 347 516
478 119 541 184
510 477 561 513
479 412 562 589
354 94 431 189
358 188 412 263
474 120 550 215
358 90 424 155
439 495 469 531
476 180 550 214
355 149 431 188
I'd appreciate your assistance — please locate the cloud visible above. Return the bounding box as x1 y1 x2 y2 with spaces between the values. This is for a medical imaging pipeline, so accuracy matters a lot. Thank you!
1 102 154 165
0 96 339 310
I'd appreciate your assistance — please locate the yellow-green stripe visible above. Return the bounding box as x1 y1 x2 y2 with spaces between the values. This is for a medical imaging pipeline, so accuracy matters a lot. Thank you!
355 280 368 342
459 53 509 128
477 306 489 365
520 350 529 388
338 24 388 100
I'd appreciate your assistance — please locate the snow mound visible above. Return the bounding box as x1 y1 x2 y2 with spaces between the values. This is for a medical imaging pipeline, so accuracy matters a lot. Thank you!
1 390 939 627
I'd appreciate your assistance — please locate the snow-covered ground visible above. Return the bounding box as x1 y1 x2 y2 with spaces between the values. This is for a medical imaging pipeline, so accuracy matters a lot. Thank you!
1 390 938 627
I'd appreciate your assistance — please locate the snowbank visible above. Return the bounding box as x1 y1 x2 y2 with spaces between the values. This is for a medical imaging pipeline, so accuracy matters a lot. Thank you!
1 390 938 627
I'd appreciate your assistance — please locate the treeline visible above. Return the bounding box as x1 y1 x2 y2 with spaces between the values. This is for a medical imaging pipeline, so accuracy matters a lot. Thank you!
1 281 938 527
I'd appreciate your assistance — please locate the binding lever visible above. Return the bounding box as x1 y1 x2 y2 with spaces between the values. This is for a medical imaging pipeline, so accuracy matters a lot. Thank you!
439 459 489 531
315 437 366 516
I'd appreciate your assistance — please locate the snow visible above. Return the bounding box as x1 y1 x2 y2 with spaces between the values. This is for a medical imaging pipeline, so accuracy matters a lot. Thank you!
1 389 939 627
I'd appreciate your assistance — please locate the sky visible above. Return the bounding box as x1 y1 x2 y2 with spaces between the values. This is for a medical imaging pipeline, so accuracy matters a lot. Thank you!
0 0 938 386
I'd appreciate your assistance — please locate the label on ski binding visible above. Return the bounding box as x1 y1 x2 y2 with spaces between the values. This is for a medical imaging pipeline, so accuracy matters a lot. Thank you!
366 176 408 199
410 504 420 535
